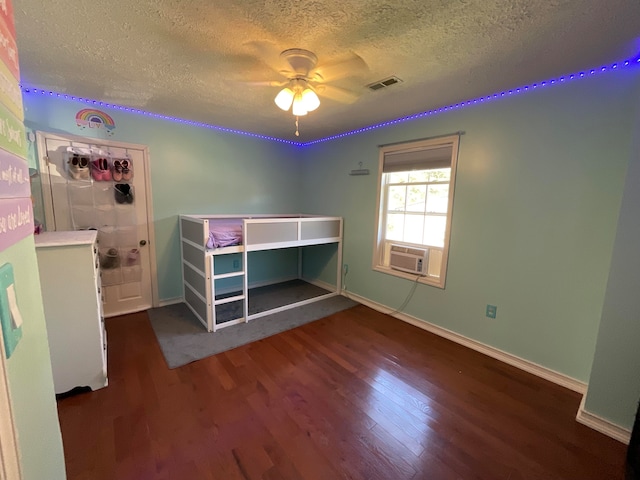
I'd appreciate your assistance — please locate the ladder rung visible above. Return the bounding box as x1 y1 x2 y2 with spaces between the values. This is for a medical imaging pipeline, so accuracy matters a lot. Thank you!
214 294 244 305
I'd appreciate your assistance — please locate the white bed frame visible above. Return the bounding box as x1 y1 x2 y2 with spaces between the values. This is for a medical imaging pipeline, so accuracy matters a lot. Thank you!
179 214 343 332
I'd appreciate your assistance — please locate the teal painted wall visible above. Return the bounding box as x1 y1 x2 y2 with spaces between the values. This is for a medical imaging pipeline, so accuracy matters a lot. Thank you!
584 80 640 429
22 95 302 301
213 249 300 293
301 243 340 286
21 67 640 432
300 70 639 386
2 238 66 479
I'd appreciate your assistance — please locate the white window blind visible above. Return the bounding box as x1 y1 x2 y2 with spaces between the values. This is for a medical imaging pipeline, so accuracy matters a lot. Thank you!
382 145 453 173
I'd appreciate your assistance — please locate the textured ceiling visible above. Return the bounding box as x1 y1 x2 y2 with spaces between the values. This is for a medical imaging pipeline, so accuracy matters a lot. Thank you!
12 0 640 142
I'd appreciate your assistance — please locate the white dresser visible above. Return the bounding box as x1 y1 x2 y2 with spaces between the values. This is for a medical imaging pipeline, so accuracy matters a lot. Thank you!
35 230 107 394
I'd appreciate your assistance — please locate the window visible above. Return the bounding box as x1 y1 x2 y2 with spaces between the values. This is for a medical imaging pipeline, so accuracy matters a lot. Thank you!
373 134 460 288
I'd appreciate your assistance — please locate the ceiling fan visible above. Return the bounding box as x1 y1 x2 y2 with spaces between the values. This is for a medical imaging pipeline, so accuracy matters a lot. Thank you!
247 47 368 135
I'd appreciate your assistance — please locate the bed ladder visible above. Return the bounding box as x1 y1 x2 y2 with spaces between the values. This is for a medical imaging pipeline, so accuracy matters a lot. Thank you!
210 255 246 332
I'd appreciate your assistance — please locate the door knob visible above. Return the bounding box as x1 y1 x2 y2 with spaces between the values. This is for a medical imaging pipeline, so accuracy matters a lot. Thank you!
139 240 147 246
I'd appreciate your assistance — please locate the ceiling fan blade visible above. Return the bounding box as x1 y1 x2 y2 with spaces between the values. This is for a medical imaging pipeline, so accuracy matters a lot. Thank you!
315 84 361 104
242 40 290 75
311 53 368 83
242 80 288 87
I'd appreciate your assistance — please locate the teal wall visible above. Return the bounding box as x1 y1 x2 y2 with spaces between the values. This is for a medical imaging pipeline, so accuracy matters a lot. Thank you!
2 238 66 479
21 67 640 433
300 70 638 389
213 249 300 293
584 81 640 428
22 95 302 301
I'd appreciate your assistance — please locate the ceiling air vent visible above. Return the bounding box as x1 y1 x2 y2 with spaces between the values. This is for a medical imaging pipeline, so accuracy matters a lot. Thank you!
367 76 403 91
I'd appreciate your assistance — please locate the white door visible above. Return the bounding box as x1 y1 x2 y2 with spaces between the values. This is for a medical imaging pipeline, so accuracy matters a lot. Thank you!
36 132 156 317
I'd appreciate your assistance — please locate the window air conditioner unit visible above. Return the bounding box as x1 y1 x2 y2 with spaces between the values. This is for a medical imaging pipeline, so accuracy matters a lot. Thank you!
389 244 429 275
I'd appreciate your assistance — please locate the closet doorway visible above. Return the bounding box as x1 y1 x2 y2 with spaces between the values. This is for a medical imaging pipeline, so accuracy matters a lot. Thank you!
36 132 157 317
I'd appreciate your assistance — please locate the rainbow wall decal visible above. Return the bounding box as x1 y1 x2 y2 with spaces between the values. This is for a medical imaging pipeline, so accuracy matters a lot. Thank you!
75 109 116 134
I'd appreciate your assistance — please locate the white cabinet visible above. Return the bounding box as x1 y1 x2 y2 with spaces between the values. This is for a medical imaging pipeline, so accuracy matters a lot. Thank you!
35 230 107 394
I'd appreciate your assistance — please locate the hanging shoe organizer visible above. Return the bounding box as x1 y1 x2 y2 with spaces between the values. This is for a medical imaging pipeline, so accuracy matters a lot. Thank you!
64 146 141 286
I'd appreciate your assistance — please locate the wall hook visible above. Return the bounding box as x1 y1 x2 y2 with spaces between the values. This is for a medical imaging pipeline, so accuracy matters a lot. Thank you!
349 161 370 176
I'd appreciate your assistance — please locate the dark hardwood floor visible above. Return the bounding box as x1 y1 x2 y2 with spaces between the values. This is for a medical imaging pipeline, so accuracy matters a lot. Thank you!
57 305 626 479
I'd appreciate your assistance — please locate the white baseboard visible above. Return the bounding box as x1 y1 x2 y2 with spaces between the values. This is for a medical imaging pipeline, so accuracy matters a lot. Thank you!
342 290 587 394
576 395 631 444
157 297 183 308
303 277 337 292
163 286 629 444
342 290 635 444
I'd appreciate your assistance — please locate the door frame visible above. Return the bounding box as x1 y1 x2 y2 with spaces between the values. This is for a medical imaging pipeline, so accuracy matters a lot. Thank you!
35 131 159 311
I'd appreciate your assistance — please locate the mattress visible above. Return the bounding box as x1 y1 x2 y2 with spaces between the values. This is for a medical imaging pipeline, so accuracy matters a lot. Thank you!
206 219 243 249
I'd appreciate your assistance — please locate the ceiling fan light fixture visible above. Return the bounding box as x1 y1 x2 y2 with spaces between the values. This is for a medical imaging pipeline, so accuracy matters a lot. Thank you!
300 88 320 112
291 92 308 116
274 87 294 111
272 49 333 135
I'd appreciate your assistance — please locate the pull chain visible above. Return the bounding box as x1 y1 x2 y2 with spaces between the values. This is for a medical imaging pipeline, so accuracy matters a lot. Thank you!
295 116 300 137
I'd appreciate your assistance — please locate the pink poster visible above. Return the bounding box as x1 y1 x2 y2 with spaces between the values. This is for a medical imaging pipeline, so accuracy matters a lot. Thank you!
0 14 18 80
0 0 15 39
0 197 32 252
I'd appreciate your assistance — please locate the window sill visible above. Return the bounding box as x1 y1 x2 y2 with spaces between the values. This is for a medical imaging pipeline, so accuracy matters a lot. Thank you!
373 265 445 289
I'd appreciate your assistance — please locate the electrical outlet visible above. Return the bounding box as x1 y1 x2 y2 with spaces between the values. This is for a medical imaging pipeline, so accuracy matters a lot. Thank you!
486 304 497 319
343 264 349 274
233 259 239 269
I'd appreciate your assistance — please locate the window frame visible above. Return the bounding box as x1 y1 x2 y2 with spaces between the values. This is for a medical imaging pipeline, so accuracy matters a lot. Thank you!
372 134 460 289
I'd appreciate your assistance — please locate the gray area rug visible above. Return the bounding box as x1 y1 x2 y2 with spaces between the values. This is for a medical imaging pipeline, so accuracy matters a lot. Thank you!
148 290 358 369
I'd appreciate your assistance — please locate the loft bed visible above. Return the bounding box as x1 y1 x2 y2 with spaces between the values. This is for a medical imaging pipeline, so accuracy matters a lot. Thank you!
179 214 343 332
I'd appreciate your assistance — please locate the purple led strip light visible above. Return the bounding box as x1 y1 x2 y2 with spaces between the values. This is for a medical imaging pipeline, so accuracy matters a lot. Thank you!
20 58 640 147
19 88 297 145
304 58 640 146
